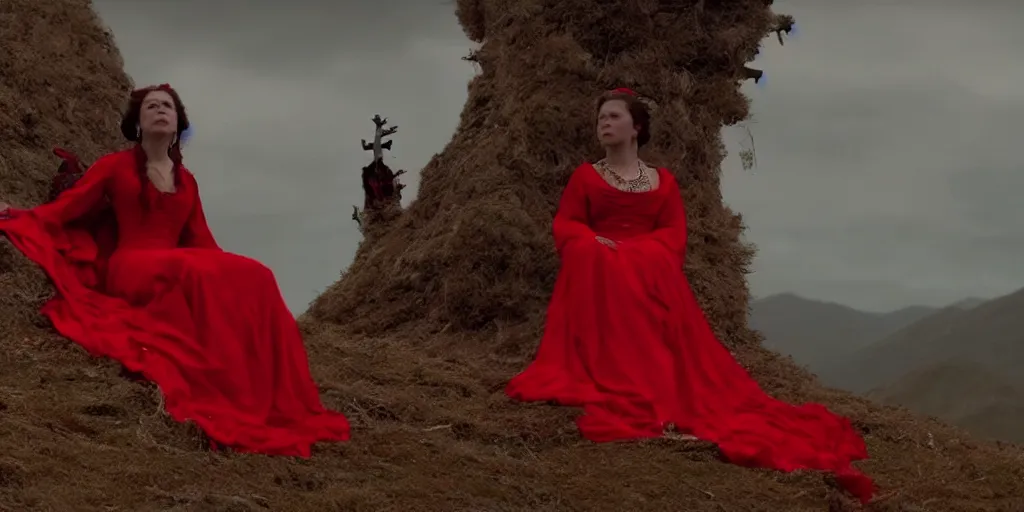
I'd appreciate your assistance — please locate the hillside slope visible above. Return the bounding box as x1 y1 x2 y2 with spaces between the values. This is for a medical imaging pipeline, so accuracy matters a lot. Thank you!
750 293 935 371
867 360 1024 443
0 1 1022 512
824 287 1024 394
834 288 1024 443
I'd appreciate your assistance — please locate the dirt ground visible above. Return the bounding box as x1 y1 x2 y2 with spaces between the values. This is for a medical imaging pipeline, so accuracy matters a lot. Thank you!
0 315 1021 511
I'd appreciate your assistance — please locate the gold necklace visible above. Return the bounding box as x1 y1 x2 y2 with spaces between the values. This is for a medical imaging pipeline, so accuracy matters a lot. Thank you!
599 160 651 193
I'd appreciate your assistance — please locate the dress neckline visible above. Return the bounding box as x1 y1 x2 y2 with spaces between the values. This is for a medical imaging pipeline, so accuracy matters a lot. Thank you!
587 162 663 194
146 165 182 196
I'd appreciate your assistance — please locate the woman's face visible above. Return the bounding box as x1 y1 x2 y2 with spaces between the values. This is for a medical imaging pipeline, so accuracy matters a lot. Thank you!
138 90 178 138
597 99 636 147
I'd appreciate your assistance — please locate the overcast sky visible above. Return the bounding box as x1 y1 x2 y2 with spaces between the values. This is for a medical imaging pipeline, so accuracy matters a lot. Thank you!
91 0 1024 314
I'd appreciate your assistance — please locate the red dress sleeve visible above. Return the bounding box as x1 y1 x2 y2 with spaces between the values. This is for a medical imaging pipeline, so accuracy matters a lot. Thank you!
0 153 119 289
178 171 221 250
23 153 117 226
632 169 687 261
552 165 597 256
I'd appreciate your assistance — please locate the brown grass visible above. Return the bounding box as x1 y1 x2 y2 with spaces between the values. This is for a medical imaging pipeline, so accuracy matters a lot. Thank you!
1 0 1023 511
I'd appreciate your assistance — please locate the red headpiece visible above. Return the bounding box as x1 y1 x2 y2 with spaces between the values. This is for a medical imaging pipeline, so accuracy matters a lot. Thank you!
607 87 657 111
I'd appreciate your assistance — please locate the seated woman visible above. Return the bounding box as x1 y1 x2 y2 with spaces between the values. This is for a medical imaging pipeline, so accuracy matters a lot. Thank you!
505 88 874 503
0 84 349 456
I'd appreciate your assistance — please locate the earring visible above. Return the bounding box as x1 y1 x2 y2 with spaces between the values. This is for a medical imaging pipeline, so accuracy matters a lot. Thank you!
136 125 141 140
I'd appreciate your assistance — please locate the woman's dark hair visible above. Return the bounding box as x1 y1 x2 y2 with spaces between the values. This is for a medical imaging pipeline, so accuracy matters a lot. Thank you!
596 90 652 148
119 84 190 209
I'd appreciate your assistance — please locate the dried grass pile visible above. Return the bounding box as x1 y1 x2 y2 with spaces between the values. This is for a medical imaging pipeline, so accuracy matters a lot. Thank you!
0 0 128 338
0 0 1023 510
308 0 764 351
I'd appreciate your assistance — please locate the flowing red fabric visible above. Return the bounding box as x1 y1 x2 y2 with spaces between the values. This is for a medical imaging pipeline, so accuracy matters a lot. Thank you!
506 163 874 503
0 149 349 456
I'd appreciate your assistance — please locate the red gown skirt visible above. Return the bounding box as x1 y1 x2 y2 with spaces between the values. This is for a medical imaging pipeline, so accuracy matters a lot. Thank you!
507 164 874 503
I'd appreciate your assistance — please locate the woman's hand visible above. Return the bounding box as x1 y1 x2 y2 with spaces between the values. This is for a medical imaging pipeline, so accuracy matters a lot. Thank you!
595 235 617 250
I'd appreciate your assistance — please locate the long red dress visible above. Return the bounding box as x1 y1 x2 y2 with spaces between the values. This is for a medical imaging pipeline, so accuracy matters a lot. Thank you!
0 148 350 456
506 163 874 503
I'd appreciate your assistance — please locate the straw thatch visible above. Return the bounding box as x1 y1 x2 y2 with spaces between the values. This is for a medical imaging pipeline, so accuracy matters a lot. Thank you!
308 0 777 351
0 0 129 340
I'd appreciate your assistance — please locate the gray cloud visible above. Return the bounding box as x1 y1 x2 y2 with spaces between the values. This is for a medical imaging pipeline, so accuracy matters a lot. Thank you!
95 0 466 69
89 0 1024 313
723 1 1024 310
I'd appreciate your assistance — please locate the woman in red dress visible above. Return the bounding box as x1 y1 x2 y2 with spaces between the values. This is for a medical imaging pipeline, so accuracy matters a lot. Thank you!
505 88 875 503
0 84 349 456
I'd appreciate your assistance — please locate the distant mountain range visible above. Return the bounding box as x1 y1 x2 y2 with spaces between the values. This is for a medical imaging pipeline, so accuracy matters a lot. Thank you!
749 293 938 372
750 291 1024 443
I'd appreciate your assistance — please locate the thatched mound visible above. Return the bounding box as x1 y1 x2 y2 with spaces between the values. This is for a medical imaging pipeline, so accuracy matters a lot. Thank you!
0 0 129 338
307 0 761 345
0 0 1022 510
